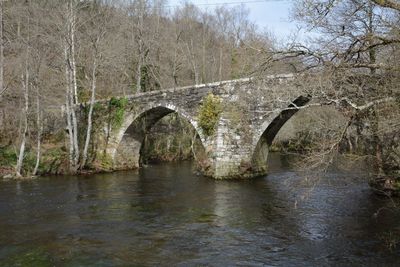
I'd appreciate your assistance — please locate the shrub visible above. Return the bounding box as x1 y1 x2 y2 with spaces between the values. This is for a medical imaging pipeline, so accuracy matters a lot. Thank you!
109 97 128 128
198 93 222 136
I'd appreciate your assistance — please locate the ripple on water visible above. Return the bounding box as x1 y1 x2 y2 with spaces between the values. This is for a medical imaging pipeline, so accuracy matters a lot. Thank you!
0 158 399 266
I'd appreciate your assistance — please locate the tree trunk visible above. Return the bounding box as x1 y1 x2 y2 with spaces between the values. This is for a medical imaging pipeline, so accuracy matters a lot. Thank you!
219 46 223 81
16 57 29 177
370 108 384 175
64 38 79 172
136 52 142 93
70 93 79 168
16 7 31 177
65 1 80 170
135 4 144 94
367 3 377 75
81 55 97 168
64 45 75 171
33 85 42 176
187 40 199 85
70 0 78 104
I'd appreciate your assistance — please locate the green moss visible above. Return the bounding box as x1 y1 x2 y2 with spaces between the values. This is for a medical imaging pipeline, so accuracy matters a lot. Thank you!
82 102 106 117
198 93 222 136
97 153 113 170
109 97 128 129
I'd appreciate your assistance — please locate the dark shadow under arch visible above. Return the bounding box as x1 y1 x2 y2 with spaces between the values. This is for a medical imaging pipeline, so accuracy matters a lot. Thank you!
262 95 312 146
251 95 311 174
114 106 206 170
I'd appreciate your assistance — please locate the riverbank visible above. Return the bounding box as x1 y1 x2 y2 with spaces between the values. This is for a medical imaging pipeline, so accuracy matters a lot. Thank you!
2 141 399 198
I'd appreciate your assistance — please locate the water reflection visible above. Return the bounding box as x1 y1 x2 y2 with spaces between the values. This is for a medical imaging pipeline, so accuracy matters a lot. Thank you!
0 155 399 266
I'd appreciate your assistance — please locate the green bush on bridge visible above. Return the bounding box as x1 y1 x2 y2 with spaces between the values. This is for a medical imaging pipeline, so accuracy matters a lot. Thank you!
109 97 128 129
198 93 222 136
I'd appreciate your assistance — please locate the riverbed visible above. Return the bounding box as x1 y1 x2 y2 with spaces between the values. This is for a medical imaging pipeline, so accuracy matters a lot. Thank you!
1 154 399 266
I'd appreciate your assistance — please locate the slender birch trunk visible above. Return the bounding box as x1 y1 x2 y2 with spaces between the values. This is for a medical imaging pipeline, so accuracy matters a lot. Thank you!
64 44 75 171
64 7 80 173
81 54 97 168
16 4 31 177
70 92 79 168
219 46 223 81
16 51 30 177
33 85 42 176
172 47 178 88
136 7 144 94
202 21 206 83
63 0 80 171
136 50 142 93
69 0 78 104
69 1 79 167
187 40 199 85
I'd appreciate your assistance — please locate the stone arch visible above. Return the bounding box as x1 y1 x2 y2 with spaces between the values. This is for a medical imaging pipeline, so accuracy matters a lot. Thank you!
251 95 311 174
106 104 206 170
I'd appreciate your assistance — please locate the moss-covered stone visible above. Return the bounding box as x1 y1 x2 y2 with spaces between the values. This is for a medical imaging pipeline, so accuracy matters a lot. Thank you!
109 97 128 129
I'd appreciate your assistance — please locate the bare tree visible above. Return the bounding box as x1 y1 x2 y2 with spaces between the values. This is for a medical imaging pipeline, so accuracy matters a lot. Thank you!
267 0 400 195
62 0 82 172
81 2 110 168
33 82 42 176
16 1 31 177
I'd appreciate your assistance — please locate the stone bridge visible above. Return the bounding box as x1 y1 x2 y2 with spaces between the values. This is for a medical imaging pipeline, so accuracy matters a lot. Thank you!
82 74 311 179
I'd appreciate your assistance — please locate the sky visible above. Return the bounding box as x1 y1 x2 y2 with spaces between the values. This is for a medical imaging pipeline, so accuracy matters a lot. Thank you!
167 0 298 41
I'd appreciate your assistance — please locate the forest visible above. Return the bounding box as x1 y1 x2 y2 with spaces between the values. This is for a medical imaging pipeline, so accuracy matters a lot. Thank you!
0 0 399 196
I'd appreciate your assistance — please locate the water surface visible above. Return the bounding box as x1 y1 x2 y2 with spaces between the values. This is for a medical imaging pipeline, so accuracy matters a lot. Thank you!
1 154 399 266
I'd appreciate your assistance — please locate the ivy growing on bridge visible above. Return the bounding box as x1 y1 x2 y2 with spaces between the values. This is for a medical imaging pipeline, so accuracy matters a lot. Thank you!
109 97 128 129
198 93 222 136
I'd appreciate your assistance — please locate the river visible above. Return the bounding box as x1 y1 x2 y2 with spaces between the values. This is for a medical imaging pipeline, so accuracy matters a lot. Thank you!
0 154 399 266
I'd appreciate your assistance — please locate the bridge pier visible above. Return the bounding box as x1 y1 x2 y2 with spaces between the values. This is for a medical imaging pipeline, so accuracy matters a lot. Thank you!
204 118 269 179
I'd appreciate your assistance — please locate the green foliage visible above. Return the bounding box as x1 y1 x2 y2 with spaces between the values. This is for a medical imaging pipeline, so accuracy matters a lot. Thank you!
0 147 37 175
97 153 113 170
93 102 104 113
109 97 128 129
198 93 222 136
0 248 53 267
0 144 69 176
40 147 68 175
83 102 105 116
0 147 17 166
